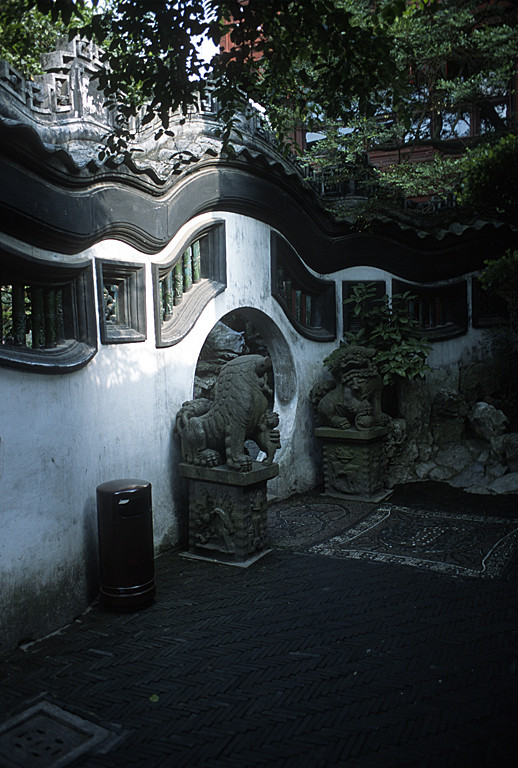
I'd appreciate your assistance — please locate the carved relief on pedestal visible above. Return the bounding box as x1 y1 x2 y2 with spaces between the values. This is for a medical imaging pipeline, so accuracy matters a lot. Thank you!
180 464 276 563
190 492 238 555
320 433 388 500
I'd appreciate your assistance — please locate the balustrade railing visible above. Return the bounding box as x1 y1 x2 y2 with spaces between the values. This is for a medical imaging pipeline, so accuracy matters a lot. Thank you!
1 283 65 349
276 270 319 329
159 240 202 323
301 164 458 214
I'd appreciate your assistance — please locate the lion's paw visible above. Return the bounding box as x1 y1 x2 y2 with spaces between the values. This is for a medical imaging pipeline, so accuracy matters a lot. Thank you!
197 448 222 467
355 414 374 430
269 429 281 446
330 417 351 429
228 455 252 472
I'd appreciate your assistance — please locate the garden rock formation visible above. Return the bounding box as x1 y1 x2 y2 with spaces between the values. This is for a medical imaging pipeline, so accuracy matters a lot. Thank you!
384 357 518 495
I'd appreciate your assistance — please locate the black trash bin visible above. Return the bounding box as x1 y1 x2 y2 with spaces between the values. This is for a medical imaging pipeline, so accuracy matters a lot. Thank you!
96 479 155 610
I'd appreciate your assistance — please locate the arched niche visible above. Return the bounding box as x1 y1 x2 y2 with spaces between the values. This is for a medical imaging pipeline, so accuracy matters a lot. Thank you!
194 307 296 409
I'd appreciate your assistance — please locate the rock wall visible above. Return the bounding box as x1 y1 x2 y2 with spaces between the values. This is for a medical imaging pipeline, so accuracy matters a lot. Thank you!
385 334 518 494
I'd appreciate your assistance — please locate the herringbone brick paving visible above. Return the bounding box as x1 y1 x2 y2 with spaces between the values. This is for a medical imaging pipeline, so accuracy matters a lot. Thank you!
1 484 518 767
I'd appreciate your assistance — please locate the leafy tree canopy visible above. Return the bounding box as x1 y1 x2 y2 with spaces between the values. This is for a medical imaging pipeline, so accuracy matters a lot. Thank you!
0 0 407 145
303 0 518 210
0 0 516 213
0 0 75 76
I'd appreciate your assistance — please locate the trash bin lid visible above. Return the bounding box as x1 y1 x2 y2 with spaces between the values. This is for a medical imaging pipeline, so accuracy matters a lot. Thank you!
97 479 151 495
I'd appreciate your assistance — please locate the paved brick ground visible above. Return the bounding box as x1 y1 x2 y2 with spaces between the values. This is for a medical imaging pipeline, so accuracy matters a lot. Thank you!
1 483 518 767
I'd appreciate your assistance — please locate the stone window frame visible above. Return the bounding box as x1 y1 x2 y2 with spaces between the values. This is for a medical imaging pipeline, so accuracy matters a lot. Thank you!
96 260 147 344
152 222 226 348
271 232 336 341
392 278 468 340
471 276 508 329
0 246 97 373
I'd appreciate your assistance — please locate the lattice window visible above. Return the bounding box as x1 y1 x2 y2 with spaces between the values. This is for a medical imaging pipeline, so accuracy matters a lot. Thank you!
393 279 468 340
0 250 96 372
159 239 202 321
96 260 146 344
153 223 226 348
471 276 508 328
271 233 335 341
1 283 66 349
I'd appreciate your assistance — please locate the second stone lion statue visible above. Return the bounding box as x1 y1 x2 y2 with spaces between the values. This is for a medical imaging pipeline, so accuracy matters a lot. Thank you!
175 354 280 471
311 345 389 430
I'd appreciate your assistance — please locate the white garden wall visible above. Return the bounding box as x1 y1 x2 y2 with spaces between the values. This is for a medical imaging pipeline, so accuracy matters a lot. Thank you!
1 207 509 652
0 211 336 651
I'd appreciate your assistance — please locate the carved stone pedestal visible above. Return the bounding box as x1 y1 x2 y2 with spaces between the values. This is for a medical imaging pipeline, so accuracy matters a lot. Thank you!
315 426 390 502
178 462 279 565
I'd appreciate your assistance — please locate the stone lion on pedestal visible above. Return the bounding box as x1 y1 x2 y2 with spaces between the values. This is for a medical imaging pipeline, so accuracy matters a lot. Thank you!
311 345 389 430
175 354 280 472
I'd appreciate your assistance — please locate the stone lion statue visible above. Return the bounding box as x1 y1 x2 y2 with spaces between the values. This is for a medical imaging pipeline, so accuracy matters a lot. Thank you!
175 354 280 471
311 345 389 430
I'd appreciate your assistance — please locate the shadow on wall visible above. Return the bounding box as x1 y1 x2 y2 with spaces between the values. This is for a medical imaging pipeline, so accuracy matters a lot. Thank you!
82 495 100 604
169 430 189 548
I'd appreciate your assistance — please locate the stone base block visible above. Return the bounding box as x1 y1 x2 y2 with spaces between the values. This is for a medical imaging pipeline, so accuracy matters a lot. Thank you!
322 488 393 503
178 462 279 564
315 426 389 501
179 548 273 569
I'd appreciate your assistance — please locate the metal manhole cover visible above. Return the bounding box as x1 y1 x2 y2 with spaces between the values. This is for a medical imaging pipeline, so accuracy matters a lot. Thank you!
0 701 114 768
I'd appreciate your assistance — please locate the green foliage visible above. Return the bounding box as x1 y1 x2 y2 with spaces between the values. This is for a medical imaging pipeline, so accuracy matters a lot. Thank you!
376 155 464 199
230 0 398 144
1 0 515 191
325 282 431 385
458 134 518 220
0 0 73 76
304 0 518 209
0 0 403 152
1 285 13 339
479 249 518 329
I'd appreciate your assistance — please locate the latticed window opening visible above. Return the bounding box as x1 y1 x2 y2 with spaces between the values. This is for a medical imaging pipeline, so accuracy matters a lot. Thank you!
96 260 146 344
1 283 66 349
1 252 96 372
393 278 467 340
271 232 335 342
159 239 202 322
153 223 226 348
276 268 318 329
103 282 121 326
407 295 447 330
471 276 508 328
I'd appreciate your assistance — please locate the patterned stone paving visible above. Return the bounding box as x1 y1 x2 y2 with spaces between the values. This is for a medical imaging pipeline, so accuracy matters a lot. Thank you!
307 505 518 579
268 489 518 579
1 483 517 767
267 495 372 549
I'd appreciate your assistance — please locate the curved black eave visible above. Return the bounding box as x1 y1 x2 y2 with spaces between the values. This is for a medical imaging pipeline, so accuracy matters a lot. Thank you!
0 153 515 283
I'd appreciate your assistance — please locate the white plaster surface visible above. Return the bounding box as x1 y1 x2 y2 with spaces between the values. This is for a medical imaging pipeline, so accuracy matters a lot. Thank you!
0 212 498 652
0 212 334 651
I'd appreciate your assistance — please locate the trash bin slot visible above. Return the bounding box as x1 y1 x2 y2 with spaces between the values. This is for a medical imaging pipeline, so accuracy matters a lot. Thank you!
116 496 150 518
119 505 145 518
